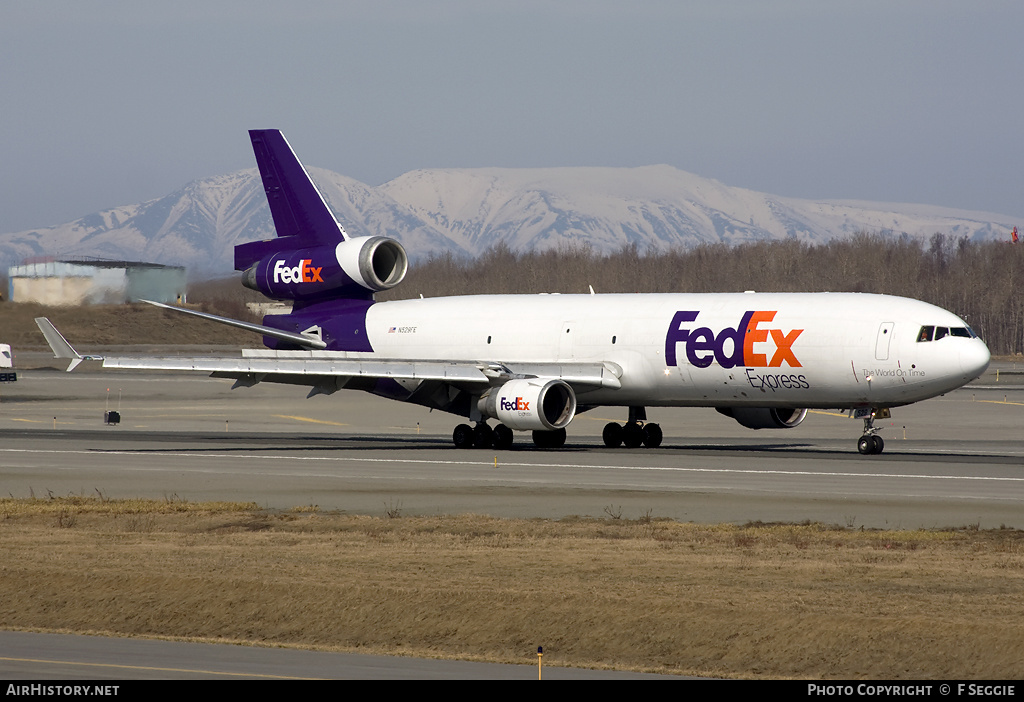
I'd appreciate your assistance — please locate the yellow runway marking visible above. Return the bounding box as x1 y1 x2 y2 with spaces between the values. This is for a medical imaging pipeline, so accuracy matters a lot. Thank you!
978 399 1024 407
274 414 350 427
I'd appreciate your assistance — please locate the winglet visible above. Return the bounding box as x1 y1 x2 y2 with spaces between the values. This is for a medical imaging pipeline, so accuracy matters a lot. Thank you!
34 318 93 371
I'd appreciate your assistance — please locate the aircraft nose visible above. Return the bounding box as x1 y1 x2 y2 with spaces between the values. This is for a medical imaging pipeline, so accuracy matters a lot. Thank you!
960 340 991 379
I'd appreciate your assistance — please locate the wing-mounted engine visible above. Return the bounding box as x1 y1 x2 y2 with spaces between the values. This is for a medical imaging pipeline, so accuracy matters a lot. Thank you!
717 407 807 430
480 378 577 431
241 235 408 302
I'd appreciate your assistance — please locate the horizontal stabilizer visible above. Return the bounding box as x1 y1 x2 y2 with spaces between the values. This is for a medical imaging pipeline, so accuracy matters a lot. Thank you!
141 300 328 349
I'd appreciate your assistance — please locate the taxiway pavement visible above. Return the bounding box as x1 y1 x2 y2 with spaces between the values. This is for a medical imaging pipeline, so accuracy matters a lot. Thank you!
2 364 1022 528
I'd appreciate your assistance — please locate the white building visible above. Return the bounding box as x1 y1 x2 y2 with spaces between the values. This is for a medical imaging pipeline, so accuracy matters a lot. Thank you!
7 259 187 306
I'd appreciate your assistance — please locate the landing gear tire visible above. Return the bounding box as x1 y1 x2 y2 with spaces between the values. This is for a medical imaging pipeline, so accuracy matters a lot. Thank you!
472 423 494 449
605 421 662 448
492 424 514 450
871 435 884 454
453 423 474 449
622 422 644 449
857 434 884 455
642 423 663 448
603 422 623 448
532 428 567 449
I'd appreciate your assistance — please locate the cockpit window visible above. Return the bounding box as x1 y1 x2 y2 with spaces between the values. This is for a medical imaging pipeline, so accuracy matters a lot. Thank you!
919 325 977 342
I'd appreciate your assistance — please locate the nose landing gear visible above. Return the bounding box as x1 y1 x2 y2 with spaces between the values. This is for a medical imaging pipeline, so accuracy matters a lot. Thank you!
856 408 888 455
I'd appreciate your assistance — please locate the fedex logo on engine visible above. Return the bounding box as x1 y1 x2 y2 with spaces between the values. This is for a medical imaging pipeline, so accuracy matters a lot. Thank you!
665 311 803 369
500 397 531 412
273 259 324 284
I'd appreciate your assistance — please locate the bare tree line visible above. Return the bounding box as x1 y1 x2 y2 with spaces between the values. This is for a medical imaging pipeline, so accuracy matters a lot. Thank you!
377 233 1023 355
182 232 1022 355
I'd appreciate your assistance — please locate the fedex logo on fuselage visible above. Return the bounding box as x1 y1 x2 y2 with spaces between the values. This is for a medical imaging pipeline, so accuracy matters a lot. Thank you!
500 397 530 412
273 259 323 284
665 310 803 368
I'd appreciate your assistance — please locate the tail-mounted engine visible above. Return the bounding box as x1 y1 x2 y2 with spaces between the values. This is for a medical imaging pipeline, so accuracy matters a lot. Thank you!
241 236 408 302
480 378 577 431
717 407 807 430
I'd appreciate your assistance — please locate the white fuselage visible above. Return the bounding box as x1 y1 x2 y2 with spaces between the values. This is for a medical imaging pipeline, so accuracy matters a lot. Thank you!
360 291 990 409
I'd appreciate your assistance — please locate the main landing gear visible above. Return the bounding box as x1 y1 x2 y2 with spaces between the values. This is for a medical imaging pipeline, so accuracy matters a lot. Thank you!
453 422 515 450
602 406 663 448
452 422 566 449
856 408 888 455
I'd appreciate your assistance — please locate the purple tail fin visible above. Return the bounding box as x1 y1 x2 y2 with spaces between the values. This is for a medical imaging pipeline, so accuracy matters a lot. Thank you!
235 130 346 271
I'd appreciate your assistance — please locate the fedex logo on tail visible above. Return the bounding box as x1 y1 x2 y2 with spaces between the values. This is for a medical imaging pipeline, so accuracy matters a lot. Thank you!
665 311 803 368
273 259 324 284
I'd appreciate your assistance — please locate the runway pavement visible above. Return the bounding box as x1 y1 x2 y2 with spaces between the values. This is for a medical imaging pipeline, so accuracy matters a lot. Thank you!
0 631 662 680
2 362 1022 529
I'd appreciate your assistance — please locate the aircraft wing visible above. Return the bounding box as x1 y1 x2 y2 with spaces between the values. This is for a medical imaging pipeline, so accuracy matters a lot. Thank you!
34 318 622 395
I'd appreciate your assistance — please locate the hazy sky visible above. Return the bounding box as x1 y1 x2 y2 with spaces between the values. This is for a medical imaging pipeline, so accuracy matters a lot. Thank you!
3 0 1022 233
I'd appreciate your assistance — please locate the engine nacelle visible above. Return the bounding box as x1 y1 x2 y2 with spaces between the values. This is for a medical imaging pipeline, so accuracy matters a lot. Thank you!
480 378 577 432
717 407 807 430
242 236 408 301
335 236 409 291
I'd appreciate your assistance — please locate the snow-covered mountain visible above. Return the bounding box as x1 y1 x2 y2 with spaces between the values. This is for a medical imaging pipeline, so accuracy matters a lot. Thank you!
0 168 462 273
0 165 1015 274
381 165 1014 252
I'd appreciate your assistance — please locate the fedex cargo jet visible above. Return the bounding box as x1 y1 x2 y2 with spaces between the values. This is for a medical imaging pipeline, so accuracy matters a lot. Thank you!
36 130 991 455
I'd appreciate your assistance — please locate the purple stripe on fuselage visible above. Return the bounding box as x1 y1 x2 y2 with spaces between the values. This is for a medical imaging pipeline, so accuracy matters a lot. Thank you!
262 299 374 352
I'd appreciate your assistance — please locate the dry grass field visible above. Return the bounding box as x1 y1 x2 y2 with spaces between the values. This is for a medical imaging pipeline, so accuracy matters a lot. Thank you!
1 301 256 349
2 496 1023 679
